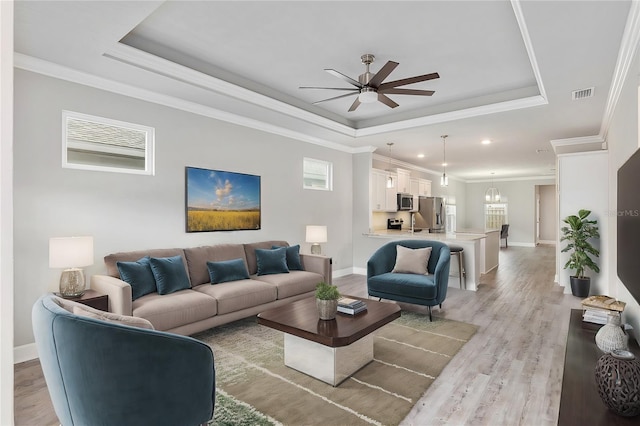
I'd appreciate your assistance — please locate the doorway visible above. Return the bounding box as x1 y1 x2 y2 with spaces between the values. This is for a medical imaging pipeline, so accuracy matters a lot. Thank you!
536 184 557 245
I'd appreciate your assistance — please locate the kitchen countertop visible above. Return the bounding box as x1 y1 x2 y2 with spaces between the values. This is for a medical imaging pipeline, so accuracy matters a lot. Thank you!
365 229 486 241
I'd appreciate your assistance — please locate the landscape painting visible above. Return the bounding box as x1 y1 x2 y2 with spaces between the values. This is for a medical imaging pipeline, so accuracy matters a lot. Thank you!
186 167 261 232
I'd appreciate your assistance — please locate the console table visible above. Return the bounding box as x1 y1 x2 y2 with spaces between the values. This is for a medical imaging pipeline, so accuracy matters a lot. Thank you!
558 309 640 425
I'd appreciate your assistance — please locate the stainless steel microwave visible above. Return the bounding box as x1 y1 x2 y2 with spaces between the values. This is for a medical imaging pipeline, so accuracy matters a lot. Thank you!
397 193 413 210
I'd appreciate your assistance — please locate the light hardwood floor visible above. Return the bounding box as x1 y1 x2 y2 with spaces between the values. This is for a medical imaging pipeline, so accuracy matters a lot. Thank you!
15 245 581 425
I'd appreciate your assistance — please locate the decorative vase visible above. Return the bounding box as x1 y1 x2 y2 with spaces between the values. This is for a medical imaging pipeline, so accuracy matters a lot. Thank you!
595 313 629 353
569 276 590 297
316 299 338 320
594 349 640 417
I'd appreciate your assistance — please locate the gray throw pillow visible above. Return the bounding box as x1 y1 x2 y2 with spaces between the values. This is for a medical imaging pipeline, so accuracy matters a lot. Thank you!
392 245 432 275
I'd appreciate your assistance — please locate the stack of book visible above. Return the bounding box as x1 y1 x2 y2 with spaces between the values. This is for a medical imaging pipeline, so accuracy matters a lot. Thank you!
581 295 626 325
337 297 367 315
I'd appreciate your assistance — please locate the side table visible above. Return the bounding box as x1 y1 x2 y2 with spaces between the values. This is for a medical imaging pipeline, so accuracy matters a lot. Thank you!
56 289 109 312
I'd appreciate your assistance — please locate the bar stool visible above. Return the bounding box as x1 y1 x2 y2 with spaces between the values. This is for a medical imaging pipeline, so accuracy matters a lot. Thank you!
449 245 466 289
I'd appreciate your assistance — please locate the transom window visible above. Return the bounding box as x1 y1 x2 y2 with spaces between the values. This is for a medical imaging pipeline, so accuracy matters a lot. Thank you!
62 111 155 175
303 157 333 191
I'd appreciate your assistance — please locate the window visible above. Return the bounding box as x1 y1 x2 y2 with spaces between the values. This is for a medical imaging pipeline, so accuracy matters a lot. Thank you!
485 203 508 230
62 111 155 175
303 157 332 190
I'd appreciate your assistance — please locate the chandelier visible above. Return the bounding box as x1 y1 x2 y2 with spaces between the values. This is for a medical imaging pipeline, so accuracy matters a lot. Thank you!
485 172 501 203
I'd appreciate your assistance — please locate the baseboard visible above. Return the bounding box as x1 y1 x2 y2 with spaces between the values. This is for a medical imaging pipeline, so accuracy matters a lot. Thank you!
505 242 536 247
332 268 353 278
352 267 367 276
14 343 38 364
537 240 556 245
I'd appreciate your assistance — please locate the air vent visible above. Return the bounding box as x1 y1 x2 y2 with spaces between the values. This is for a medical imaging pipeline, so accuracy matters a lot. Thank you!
572 87 594 100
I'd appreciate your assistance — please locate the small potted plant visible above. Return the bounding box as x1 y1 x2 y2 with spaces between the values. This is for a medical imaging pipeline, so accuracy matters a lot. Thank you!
560 209 600 297
315 282 340 320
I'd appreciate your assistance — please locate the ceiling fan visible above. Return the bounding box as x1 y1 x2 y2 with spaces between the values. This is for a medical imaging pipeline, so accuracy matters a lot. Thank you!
300 54 439 112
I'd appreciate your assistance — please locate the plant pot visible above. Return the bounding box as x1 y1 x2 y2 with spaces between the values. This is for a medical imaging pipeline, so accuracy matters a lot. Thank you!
316 298 338 320
570 276 590 297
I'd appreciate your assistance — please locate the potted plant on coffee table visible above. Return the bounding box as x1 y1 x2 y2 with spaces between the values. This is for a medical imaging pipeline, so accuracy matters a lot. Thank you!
315 281 340 320
560 209 600 297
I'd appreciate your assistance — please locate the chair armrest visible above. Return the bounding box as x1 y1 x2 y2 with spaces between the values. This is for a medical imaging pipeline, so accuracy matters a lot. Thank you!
90 275 132 315
300 254 332 284
433 248 451 300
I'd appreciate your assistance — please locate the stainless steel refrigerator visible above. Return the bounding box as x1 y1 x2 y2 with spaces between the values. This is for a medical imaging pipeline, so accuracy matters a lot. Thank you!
415 196 446 233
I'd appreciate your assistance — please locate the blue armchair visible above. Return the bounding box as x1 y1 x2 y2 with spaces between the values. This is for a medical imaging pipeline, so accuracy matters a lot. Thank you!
367 240 451 321
32 295 215 426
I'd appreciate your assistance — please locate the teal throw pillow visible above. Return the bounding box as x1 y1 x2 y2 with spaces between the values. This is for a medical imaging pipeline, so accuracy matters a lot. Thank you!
149 255 191 295
256 247 289 276
272 244 303 271
116 256 157 301
207 258 250 284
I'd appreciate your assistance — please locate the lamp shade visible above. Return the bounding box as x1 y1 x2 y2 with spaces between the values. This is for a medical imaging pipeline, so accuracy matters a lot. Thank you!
305 226 327 243
49 236 94 268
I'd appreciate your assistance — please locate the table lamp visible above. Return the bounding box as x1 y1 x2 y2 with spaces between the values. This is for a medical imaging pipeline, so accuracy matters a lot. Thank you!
49 236 94 298
306 225 327 255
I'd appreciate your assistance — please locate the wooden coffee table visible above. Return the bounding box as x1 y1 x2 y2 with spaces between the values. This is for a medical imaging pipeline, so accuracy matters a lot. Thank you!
257 296 401 386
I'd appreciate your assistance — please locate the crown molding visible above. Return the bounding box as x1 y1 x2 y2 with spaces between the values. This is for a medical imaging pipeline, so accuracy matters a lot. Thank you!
599 0 640 147
104 43 357 137
511 0 548 101
550 134 605 153
466 175 555 184
372 153 460 181
14 53 358 154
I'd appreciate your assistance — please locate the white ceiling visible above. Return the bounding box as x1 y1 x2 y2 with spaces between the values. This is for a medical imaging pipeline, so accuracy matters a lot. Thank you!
14 0 638 181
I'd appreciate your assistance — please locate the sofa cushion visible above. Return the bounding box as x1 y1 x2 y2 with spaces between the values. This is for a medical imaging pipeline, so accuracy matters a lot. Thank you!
184 244 247 287
207 258 250 284
132 289 217 331
256 247 289 276
244 241 289 275
149 256 191 295
368 272 437 301
104 248 188 279
272 244 303 271
193 280 277 315
392 245 432 275
253 270 322 299
116 256 157 300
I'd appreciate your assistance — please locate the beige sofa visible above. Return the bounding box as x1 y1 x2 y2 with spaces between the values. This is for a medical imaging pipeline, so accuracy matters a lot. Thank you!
90 240 332 335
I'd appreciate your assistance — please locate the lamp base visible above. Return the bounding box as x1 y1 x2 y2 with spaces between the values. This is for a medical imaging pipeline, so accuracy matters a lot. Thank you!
59 268 85 298
311 243 322 255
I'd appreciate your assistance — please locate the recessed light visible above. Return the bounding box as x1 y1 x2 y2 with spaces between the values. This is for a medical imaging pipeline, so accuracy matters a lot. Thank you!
481 139 491 145
417 154 425 158
442 162 448 167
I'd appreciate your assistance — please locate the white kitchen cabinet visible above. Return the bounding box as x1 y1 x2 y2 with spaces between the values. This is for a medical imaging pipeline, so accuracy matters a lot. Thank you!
371 169 397 212
396 168 411 194
410 178 432 197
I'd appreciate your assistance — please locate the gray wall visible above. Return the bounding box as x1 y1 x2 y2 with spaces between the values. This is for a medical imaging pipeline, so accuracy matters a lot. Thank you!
464 178 555 245
13 70 354 346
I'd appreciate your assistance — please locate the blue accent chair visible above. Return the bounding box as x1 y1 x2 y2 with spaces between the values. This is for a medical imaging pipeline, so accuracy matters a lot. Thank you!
32 295 215 426
367 240 451 321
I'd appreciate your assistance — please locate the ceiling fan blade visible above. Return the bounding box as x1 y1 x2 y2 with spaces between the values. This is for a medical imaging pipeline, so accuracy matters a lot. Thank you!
378 72 440 90
299 86 359 91
377 93 399 109
312 92 358 105
325 69 363 88
367 61 399 88
348 97 361 112
380 88 435 96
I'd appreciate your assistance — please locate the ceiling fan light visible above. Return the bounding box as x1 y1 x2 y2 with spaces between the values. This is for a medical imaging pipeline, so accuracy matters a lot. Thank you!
359 88 378 104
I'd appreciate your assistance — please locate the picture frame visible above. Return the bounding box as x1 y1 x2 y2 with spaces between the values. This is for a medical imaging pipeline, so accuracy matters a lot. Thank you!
185 166 261 232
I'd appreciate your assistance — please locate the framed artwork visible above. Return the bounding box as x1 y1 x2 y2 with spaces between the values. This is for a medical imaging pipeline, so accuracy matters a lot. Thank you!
185 166 261 232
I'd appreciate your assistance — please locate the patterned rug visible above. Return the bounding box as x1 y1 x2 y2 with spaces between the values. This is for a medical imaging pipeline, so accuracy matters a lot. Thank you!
195 310 477 426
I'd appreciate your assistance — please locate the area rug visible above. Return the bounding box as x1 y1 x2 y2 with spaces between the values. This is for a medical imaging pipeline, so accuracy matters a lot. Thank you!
194 311 477 426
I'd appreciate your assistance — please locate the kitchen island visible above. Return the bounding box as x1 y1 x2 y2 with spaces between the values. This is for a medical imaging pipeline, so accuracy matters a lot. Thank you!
363 229 499 291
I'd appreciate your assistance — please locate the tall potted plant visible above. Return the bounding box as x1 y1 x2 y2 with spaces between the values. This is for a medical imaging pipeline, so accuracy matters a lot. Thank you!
560 209 600 297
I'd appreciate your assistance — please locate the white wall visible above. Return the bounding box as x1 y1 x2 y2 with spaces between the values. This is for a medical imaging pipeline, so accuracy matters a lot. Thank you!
13 69 354 347
557 151 609 295
464 177 555 245
538 184 557 242
605 57 640 338
0 1 14 423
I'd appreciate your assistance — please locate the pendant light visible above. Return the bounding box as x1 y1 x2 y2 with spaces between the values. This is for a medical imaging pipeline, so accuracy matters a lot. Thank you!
485 172 501 203
440 135 449 187
386 142 394 188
